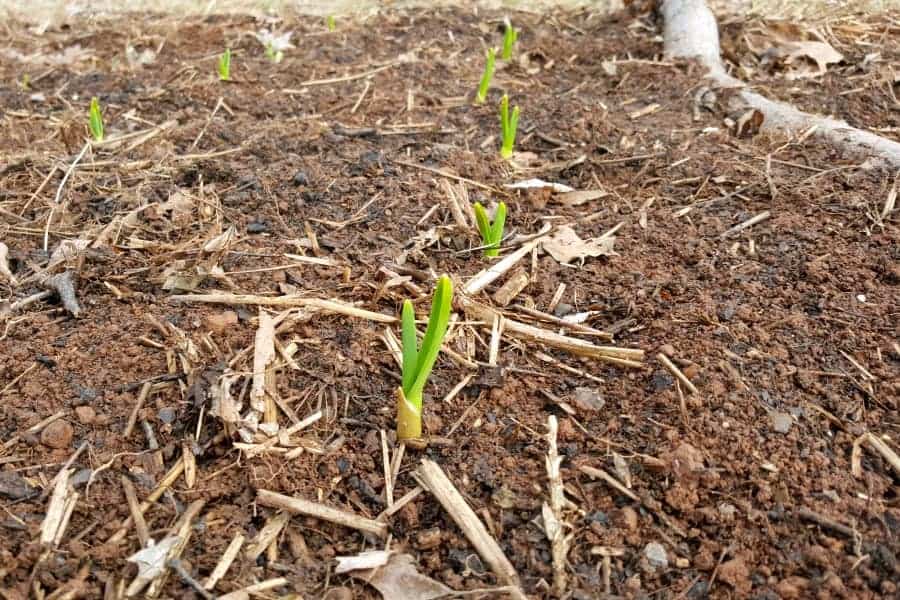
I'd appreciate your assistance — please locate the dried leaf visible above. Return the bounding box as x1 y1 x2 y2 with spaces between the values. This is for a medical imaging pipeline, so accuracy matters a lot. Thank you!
734 109 764 138
542 226 616 264
250 310 276 415
342 552 453 600
557 190 608 207
505 179 575 193
0 242 17 285
782 41 843 78
335 550 391 574
126 536 179 595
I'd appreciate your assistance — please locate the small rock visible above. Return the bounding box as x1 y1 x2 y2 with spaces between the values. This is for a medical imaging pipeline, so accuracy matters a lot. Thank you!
572 387 605 411
205 310 238 333
247 221 270 234
659 344 675 357
72 469 92 488
158 408 177 424
615 506 639 531
74 406 95 425
0 472 38 500
22 432 40 447
292 170 309 186
416 528 443 550
41 420 73 449
553 302 573 317
770 411 793 434
651 370 674 392
644 542 668 569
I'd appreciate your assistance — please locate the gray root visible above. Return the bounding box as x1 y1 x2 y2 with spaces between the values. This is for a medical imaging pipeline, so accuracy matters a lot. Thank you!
661 0 900 167
43 271 82 317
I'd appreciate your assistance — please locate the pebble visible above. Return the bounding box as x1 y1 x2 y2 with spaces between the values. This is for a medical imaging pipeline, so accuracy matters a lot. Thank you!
72 468 92 488
247 221 270 234
41 420 73 449
770 411 793 434
205 310 238 333
644 542 668 569
74 406 95 425
292 170 309 186
158 407 177 424
616 506 639 531
659 344 675 357
572 387 605 411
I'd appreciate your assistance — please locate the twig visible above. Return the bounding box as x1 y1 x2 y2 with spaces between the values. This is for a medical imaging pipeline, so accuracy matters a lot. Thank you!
170 293 396 323
463 236 547 295
124 382 153 437
204 533 245 591
720 210 771 238
256 489 388 538
416 459 526 600
657 353 698 395
544 416 571 596
45 142 90 252
217 577 287 600
167 560 214 600
121 475 150 548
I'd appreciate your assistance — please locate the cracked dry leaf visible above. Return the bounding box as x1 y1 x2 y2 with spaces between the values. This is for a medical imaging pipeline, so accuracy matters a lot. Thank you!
542 226 616 265
341 552 453 600
782 41 843 78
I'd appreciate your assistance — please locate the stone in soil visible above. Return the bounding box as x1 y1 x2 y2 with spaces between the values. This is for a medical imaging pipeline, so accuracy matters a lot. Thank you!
643 542 668 570
205 310 238 333
41 420 73 449
770 411 793 434
75 406 95 425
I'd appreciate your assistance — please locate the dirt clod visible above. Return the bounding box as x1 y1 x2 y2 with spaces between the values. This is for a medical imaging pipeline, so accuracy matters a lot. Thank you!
40 420 73 449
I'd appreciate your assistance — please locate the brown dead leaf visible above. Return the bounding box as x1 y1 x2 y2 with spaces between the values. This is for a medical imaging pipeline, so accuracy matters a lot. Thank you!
557 189 608 207
782 41 843 78
340 552 453 600
734 109 764 138
542 226 616 264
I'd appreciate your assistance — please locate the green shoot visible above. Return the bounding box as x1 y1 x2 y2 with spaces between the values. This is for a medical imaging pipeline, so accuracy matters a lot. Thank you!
501 19 518 60
475 47 496 104
18 73 30 90
326 15 336 31
473 201 507 257
499 94 519 160
218 48 231 81
88 97 104 142
397 275 453 442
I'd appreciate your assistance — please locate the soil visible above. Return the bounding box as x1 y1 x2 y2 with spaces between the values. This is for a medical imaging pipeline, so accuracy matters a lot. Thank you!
1 5 899 600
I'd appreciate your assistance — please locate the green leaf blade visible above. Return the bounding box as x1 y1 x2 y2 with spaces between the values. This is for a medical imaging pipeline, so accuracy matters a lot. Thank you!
401 300 418 394
408 276 453 400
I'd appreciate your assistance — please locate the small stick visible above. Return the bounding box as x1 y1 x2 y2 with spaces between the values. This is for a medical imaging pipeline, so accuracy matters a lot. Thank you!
204 533 245 590
377 486 423 521
45 142 90 252
170 293 396 323
124 382 153 437
463 236 547 295
245 511 290 561
217 577 288 600
108 457 185 543
657 353 698 395
288 63 394 88
380 430 394 508
720 210 771 238
256 489 388 538
488 314 503 367
167 560 214 600
121 475 150 548
392 159 499 193
144 500 206 598
39 441 88 502
513 305 613 340
417 459 526 600
579 465 640 502
545 416 570 596
0 362 38 397
796 508 857 538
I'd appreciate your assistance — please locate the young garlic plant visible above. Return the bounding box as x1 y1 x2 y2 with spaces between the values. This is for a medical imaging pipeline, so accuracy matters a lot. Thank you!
475 47 496 105
397 276 453 443
473 201 507 257
218 48 231 81
501 18 518 60
499 94 519 160
89 97 104 142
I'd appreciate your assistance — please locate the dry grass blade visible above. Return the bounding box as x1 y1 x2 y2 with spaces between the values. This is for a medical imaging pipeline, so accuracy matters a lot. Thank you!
204 533 245 591
256 489 388 538
416 459 527 600
544 416 571 596
170 293 396 323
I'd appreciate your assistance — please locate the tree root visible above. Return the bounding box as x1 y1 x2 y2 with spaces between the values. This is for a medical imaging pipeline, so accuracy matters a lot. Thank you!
660 0 900 167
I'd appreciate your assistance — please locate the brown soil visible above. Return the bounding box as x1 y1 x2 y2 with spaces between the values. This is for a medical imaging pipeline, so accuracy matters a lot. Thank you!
1 6 899 600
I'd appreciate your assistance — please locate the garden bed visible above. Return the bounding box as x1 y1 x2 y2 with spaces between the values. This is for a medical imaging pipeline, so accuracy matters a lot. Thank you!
1 5 898 599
